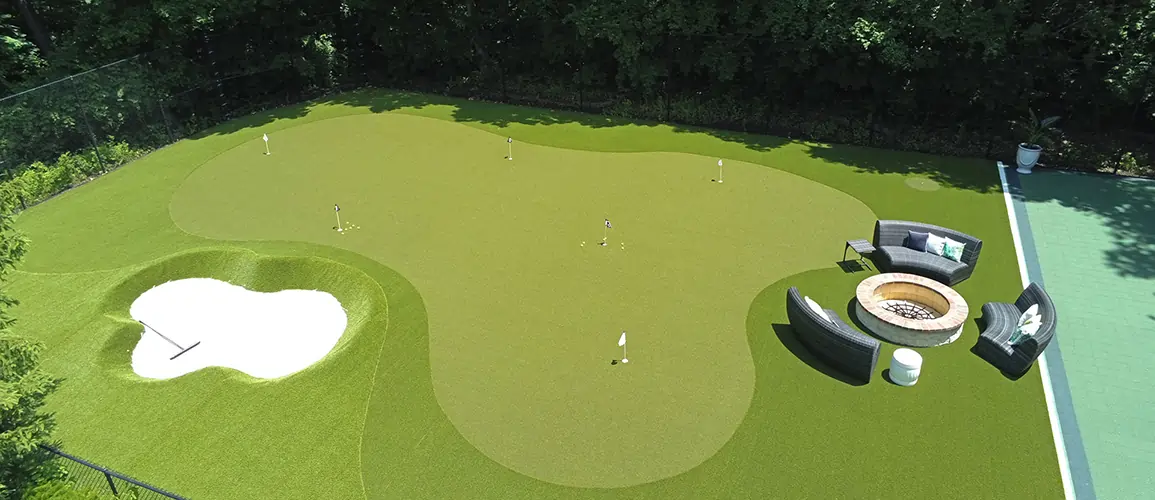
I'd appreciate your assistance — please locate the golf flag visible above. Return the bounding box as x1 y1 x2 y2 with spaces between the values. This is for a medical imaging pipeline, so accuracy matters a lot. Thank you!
507 137 513 143
618 332 627 346
605 219 613 229
334 204 340 212
263 133 269 142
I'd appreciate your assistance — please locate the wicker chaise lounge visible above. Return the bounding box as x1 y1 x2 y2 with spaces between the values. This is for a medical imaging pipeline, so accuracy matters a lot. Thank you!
872 220 983 286
973 282 1057 377
785 287 880 383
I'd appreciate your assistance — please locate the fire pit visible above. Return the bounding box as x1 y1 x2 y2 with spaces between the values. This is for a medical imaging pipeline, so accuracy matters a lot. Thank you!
854 273 969 347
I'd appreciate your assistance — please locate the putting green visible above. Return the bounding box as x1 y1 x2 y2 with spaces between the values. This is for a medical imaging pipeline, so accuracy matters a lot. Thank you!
9 90 1064 499
169 113 876 486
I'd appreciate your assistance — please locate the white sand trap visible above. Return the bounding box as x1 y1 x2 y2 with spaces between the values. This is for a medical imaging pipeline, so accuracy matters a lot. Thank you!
128 278 347 380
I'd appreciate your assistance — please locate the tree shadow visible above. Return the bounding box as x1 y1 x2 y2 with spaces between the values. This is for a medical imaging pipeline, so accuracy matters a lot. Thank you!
669 123 792 152
770 323 866 386
805 141 1001 193
1013 169 1155 279
189 88 796 153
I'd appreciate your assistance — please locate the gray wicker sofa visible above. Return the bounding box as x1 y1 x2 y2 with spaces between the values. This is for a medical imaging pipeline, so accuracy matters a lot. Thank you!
785 287 880 383
871 220 983 286
973 282 1057 377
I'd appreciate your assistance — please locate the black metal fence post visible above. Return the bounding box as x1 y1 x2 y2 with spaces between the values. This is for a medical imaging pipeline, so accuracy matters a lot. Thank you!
104 472 119 495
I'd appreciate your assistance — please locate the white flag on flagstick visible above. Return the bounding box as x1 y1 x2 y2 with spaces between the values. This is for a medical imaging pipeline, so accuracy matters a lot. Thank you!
263 133 269 142
618 332 627 346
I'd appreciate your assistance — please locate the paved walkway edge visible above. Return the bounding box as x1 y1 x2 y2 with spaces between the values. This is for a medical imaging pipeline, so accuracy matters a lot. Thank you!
998 163 1095 500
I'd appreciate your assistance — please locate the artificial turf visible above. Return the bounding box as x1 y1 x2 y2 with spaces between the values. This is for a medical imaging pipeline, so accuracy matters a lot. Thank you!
9 89 1064 499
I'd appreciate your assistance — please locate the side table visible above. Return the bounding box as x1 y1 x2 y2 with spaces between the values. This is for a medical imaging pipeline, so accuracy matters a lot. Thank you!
843 239 875 270
890 348 923 386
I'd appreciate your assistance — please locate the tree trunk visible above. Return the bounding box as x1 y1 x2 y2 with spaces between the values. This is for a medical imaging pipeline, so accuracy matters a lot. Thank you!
15 0 53 55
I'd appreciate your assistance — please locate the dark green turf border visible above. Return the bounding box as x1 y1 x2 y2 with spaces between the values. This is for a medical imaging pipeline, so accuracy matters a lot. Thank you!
1005 166 1096 500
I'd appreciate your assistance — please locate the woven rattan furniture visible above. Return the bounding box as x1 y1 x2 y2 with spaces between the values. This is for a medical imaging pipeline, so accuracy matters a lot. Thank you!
854 273 969 347
843 239 875 270
973 282 1057 377
786 287 881 383
871 220 983 286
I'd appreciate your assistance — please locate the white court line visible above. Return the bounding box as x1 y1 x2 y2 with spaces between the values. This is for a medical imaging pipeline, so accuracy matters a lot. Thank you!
997 162 1076 500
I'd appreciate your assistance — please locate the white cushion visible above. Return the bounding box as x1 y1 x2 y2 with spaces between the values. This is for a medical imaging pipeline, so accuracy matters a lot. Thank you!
1010 304 1043 345
804 296 833 324
925 233 948 257
942 237 966 263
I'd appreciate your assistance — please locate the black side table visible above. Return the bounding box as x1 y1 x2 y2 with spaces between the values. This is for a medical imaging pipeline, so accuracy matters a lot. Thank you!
844 239 875 270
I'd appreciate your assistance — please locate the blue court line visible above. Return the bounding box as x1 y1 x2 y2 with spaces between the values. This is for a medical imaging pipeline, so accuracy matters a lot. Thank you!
1004 167 1096 500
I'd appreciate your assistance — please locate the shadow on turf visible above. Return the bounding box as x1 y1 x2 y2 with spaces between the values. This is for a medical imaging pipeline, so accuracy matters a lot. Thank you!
805 142 1002 194
1010 169 1155 280
771 323 866 387
836 260 870 274
196 88 794 151
195 88 1008 195
842 299 890 345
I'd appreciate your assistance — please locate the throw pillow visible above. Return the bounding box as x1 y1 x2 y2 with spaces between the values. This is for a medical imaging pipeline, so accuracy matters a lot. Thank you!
942 237 966 263
803 296 833 324
925 233 948 257
905 231 930 251
1009 304 1043 345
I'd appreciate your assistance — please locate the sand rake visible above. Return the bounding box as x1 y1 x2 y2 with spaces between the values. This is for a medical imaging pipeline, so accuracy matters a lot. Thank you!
139 320 202 360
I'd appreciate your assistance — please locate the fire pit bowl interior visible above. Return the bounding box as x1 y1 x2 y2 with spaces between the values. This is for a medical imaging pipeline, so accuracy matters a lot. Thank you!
854 273 968 347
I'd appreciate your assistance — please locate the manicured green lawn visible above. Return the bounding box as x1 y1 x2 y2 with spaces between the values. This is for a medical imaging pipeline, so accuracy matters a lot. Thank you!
10 90 1063 499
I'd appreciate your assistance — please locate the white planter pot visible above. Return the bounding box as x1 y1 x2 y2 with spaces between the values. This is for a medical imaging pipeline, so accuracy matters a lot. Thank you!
1016 144 1042 174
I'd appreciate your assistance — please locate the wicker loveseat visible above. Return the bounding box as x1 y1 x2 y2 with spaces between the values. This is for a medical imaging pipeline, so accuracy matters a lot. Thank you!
973 282 1057 378
785 287 880 383
871 220 983 286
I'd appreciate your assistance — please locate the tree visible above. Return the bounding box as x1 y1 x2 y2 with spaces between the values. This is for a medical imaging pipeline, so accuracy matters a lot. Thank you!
0 209 63 499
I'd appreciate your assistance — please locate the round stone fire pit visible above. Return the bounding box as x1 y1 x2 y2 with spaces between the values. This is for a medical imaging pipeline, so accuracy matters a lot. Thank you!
854 273 969 347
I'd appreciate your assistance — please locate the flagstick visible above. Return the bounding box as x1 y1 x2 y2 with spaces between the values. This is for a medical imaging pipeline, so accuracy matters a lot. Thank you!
717 159 724 183
265 141 270 155
622 344 628 363
507 138 513 160
335 210 342 232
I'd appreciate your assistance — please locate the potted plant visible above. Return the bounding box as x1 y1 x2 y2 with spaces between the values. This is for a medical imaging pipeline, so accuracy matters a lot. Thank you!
1013 109 1060 174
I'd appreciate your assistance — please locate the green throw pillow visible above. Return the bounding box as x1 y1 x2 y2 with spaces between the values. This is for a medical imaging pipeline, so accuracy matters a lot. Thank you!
942 237 966 262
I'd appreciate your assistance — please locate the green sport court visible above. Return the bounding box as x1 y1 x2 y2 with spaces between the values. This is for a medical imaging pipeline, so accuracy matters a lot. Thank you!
11 90 1069 499
1009 169 1155 500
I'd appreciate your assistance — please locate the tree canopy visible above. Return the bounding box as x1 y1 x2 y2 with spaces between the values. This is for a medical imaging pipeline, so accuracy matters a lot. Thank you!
1 0 1153 177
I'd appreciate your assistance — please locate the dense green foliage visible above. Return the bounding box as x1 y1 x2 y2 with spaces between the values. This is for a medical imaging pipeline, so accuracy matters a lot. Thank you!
0 211 62 499
22 481 127 500
1 0 1154 187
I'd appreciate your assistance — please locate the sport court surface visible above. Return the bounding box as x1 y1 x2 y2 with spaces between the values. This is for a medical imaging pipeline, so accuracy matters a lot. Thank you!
1013 169 1155 500
10 90 1064 499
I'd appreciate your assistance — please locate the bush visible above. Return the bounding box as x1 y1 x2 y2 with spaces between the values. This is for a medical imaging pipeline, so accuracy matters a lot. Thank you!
0 141 149 213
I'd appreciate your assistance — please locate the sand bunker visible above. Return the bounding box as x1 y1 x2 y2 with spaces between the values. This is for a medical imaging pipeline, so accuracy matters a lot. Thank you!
129 278 347 380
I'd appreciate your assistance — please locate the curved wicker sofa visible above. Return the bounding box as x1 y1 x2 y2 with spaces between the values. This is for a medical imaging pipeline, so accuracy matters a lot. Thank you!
973 282 1057 378
785 287 880 383
871 220 983 286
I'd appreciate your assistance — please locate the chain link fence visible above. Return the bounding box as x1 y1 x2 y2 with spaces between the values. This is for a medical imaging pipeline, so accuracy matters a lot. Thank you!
41 445 186 499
